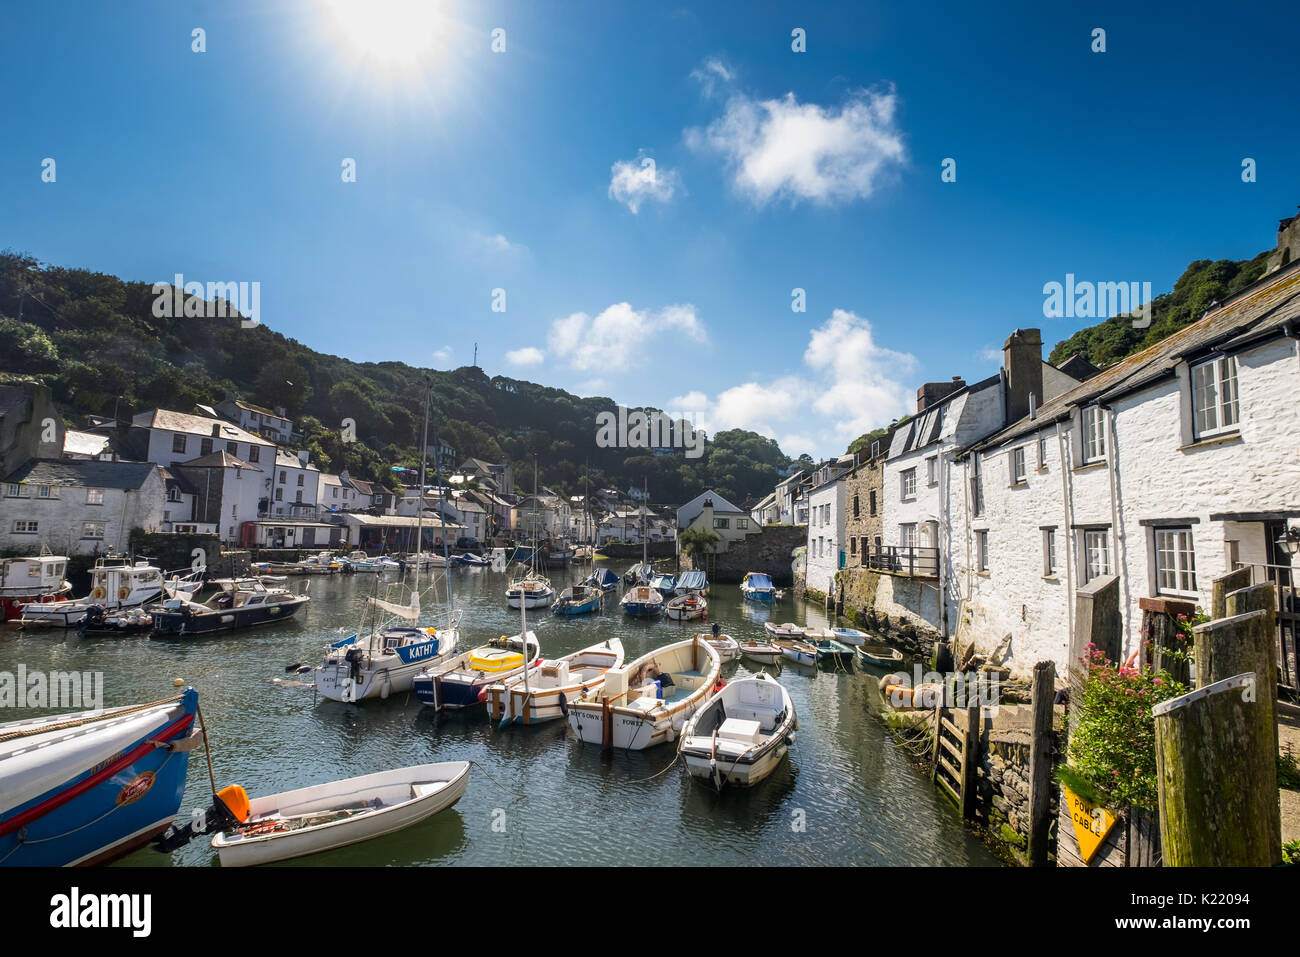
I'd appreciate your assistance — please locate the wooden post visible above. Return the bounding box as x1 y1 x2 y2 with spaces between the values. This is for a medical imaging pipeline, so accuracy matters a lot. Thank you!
1027 660 1056 866
960 706 979 821
1210 567 1252 620
1154 673 1279 866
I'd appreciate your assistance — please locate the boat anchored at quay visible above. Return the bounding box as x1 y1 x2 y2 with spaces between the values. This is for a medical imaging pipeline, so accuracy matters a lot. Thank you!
20 557 163 627
567 636 720 752
0 553 71 621
150 577 310 635
487 637 625 725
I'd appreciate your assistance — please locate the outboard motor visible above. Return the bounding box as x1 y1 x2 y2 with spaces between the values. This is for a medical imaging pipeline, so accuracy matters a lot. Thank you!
154 785 249 852
345 645 365 683
83 604 106 629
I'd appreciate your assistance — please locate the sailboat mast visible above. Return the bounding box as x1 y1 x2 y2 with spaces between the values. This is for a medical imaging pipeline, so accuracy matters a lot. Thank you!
414 381 430 603
433 427 454 631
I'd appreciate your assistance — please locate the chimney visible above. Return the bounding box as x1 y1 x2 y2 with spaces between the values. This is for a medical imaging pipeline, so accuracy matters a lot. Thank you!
297 450 310 467
211 424 220 437
1003 327 1044 423
916 377 967 413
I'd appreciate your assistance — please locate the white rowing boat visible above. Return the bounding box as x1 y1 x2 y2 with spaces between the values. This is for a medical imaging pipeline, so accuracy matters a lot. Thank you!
210 762 469 867
487 637 625 725
681 673 797 789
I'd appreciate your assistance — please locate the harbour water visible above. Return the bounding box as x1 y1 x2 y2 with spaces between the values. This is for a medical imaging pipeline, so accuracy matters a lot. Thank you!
1 563 999 866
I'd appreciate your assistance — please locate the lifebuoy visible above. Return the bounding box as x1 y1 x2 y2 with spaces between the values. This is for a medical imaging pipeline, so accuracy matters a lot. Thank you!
118 587 130 600
91 587 106 600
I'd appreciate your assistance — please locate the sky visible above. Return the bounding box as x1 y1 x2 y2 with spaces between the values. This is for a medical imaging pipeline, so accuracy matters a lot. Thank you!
2 0 1298 460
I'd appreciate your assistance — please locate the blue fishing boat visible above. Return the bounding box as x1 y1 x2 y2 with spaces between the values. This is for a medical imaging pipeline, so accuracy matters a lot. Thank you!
620 583 665 618
740 572 777 604
1 689 200 866
584 567 619 592
553 583 602 616
650 572 677 594
674 569 708 595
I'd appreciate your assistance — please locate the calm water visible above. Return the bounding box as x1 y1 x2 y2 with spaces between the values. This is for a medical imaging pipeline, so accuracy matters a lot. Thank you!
1 563 998 867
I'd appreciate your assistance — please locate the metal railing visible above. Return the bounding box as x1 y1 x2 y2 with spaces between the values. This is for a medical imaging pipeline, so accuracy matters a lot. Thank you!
863 544 940 578
1231 561 1298 696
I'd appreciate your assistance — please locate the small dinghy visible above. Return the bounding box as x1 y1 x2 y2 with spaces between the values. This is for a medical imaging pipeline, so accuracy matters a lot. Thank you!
210 762 470 867
553 583 602 617
773 638 817 667
698 624 738 663
831 627 869 647
583 567 620 592
764 621 804 640
809 636 856 669
620 584 665 618
681 673 796 789
666 592 707 621
738 640 782 666
855 641 904 668
487 638 624 725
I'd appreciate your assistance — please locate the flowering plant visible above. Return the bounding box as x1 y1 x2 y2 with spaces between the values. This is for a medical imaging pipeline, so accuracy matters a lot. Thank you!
1064 644 1188 810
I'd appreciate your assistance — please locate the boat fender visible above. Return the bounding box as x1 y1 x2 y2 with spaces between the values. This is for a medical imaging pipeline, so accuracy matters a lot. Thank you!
558 692 568 717
379 670 391 700
665 726 676 743
788 732 797 745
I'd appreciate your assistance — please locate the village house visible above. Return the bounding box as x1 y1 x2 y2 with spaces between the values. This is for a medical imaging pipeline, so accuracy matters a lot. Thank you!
877 329 1088 643
803 456 856 597
458 456 511 495
2 459 165 556
751 491 779 525
843 425 899 568
209 396 295 445
681 496 762 554
317 471 363 514
128 409 274 471
158 467 210 534
171 450 265 545
957 258 1300 674
773 469 806 525
269 450 320 518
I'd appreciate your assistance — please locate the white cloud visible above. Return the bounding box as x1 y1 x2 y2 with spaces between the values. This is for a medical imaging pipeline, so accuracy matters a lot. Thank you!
505 346 544 366
690 56 735 98
431 346 453 366
676 310 914 458
608 151 681 213
668 390 709 412
686 86 905 206
548 302 706 372
977 345 1002 364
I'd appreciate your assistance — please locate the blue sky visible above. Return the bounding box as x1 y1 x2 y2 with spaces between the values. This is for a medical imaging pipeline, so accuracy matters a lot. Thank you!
2 0 1297 459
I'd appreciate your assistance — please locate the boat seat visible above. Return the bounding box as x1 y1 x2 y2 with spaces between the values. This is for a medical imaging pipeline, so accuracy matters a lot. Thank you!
411 781 448 799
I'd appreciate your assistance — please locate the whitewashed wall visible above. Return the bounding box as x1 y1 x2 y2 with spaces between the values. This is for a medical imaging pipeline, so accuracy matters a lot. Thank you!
805 479 845 595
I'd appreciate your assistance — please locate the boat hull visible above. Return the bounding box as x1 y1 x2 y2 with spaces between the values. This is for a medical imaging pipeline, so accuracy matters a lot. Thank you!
211 762 469 867
150 596 307 634
0 691 199 867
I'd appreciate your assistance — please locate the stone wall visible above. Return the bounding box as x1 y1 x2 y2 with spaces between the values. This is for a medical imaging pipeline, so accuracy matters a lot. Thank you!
596 541 677 561
976 704 1062 858
833 567 945 659
128 531 248 578
684 524 805 585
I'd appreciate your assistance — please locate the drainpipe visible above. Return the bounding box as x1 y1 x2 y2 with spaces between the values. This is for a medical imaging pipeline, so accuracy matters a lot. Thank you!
938 449 947 637
1055 420 1075 658
961 456 972 612
1103 405 1132 656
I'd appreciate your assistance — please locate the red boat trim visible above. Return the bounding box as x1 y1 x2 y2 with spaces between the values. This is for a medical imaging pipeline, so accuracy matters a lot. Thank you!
0 712 194 838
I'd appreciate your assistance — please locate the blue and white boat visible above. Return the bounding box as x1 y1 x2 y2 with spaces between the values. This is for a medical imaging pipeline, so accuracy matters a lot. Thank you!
675 570 708 595
584 567 620 592
650 572 677 595
1 688 200 866
740 572 778 604
620 584 665 618
414 632 540 710
831 627 869 647
553 583 602 616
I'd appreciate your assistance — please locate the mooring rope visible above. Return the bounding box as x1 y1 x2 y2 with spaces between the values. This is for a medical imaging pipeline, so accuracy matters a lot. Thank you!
0 695 184 743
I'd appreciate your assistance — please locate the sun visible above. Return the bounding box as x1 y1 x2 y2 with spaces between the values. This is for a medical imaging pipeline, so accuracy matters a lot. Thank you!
323 0 446 68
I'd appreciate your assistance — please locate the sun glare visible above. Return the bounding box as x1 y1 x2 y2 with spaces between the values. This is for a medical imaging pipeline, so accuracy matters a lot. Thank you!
323 0 445 68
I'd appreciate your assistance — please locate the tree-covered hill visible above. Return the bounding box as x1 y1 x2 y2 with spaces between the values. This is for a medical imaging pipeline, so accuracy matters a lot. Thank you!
0 252 792 505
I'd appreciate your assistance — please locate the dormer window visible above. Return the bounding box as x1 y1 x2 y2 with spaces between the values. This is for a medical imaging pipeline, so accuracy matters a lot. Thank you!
1191 356 1239 439
1081 407 1106 464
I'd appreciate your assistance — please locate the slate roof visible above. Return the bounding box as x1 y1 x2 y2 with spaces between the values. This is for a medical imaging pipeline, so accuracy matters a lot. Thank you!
5 458 157 490
133 409 267 445
178 451 262 471
971 260 1300 454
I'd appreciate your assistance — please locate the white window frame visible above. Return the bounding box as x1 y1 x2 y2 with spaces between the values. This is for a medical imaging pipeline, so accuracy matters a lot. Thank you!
1043 528 1057 577
900 523 917 548
975 530 989 572
1010 447 1026 485
1154 526 1198 596
6 483 23 497
81 521 105 540
12 520 39 534
86 488 104 506
1190 355 1240 440
1081 407 1106 464
1083 529 1111 583
1038 432 1049 469
926 456 938 486
901 468 917 500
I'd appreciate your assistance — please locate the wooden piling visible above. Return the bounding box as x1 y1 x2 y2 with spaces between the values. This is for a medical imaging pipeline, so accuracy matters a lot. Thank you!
1027 660 1055 866
1210 567 1252 620
1154 673 1279 866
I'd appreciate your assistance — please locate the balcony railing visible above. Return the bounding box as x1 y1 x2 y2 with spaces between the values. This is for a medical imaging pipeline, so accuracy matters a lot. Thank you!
863 544 940 578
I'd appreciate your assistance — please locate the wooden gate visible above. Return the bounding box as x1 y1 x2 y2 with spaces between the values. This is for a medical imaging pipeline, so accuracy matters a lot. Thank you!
932 706 979 818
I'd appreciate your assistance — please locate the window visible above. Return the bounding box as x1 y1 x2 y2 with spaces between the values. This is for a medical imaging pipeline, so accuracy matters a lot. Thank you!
822 504 830 524
275 488 283 501
332 487 339 498
926 456 938 486
12 520 38 534
737 518 748 530
1010 447 1026 484
1191 356 1240 439
869 489 877 516
295 490 303 504
172 434 187 454
86 488 104 505
280 470 287 484
6 484 23 497
901 468 917 499
227 441 238 455
713 517 729 529
248 446 260 463
1155 527 1197 595
853 494 860 518
900 523 917 547
1043 528 1057 576
1038 433 1049 469
168 487 180 502
850 537 857 555
37 485 52 498
200 438 213 456
1081 407 1106 463
82 522 105 539
297 474 304 487
1083 529 1111 582
975 530 989 572
971 454 984 517
870 440 881 460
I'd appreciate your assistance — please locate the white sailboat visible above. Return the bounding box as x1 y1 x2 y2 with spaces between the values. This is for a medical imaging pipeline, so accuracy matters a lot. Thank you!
505 459 555 608
314 384 460 703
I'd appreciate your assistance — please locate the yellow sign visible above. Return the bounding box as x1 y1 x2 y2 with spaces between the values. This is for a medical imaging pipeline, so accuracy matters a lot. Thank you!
1062 785 1118 863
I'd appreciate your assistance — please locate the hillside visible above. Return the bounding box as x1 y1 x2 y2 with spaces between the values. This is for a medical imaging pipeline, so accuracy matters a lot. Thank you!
0 251 792 506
